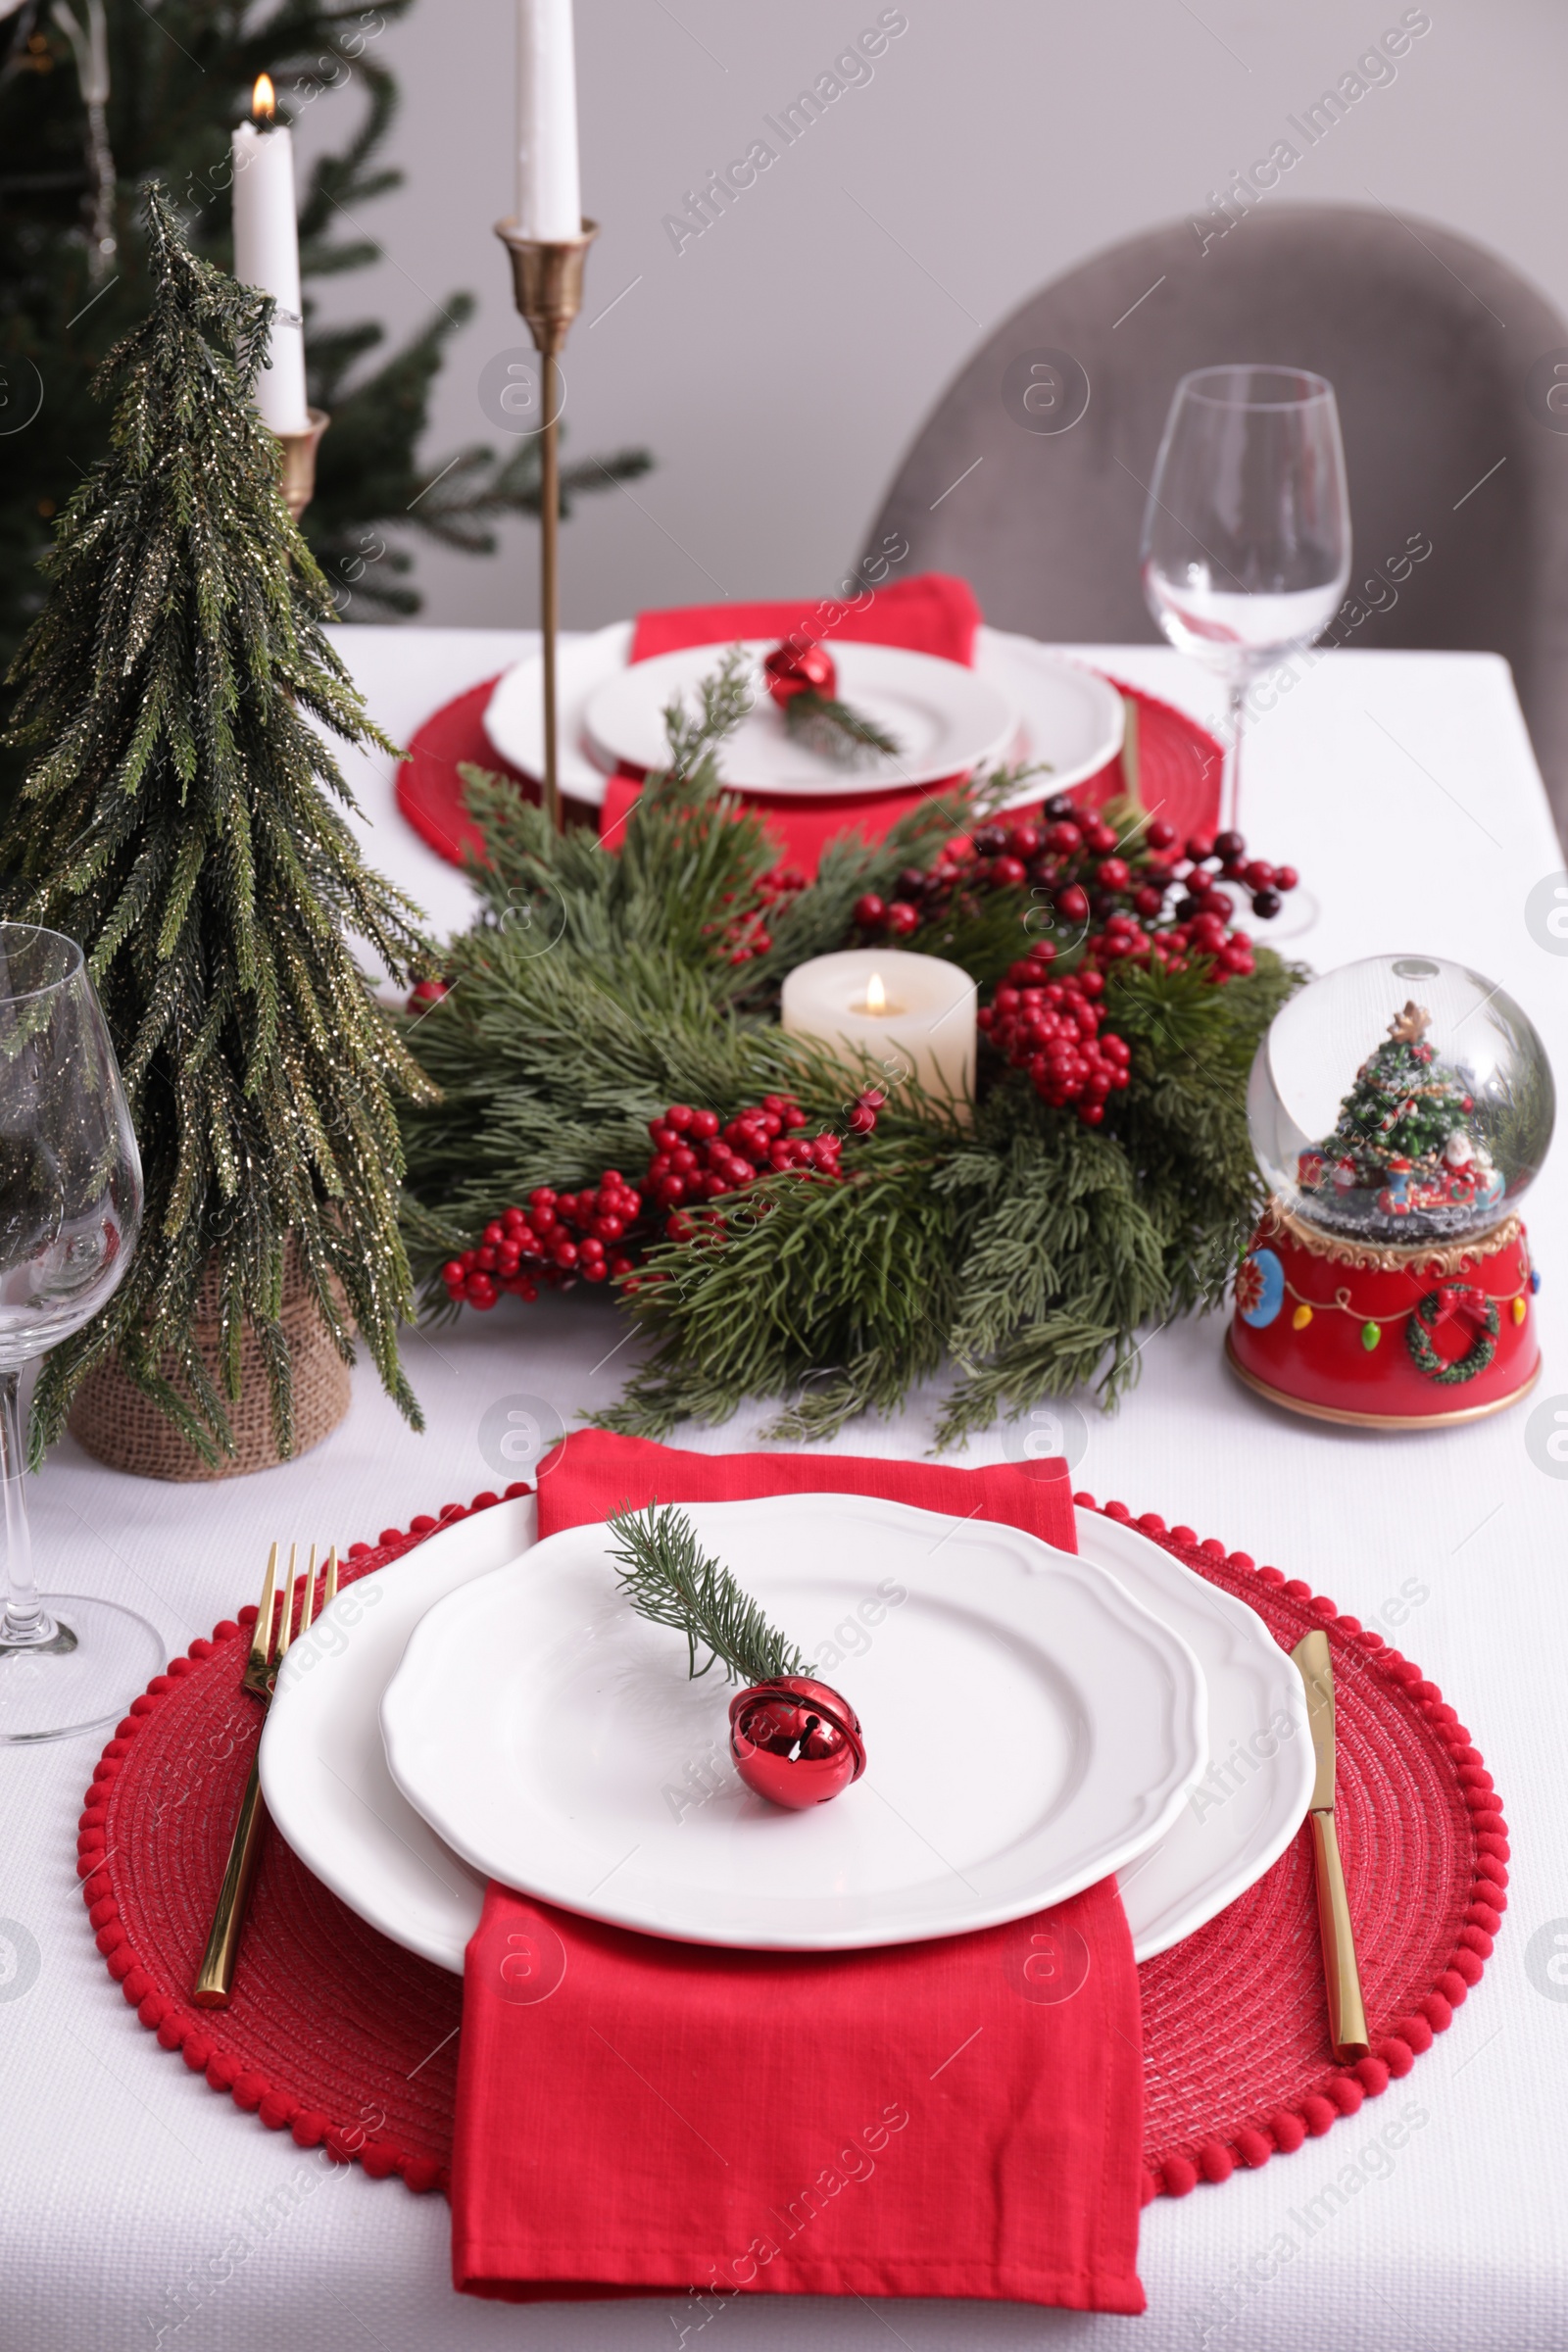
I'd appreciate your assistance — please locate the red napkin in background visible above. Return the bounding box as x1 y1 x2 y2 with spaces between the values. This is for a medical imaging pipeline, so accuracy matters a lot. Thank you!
626 571 982 665
450 1431 1146 2311
598 572 990 875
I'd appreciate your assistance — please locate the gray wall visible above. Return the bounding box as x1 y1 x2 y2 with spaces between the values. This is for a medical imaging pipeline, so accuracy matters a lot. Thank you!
299 0 1568 630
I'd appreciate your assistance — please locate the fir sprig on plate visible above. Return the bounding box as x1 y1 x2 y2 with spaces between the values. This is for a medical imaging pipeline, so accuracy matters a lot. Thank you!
662 646 756 785
762 640 901 768
783 690 902 768
607 1503 808 1685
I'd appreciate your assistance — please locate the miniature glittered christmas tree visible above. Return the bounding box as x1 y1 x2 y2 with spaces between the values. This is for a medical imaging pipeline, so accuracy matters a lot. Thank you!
0 186 436 1473
1298 1001 1500 1238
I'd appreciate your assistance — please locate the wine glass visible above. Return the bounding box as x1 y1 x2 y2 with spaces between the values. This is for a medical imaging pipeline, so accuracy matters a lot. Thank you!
1141 366 1350 834
0 923 161 1743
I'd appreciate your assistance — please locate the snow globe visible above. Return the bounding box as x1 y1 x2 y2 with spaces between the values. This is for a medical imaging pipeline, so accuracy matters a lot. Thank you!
1229 954 1551 1425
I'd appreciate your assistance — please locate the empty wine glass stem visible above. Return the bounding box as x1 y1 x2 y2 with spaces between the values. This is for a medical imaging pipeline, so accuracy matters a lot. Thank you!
0 1368 59 1650
1223 682 1247 837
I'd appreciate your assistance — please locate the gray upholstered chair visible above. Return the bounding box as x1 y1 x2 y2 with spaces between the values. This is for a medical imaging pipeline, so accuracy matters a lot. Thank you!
861 204 1568 839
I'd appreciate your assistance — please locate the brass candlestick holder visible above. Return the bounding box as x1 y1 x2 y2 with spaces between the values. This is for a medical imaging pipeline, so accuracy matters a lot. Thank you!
277 408 330 522
496 218 599 831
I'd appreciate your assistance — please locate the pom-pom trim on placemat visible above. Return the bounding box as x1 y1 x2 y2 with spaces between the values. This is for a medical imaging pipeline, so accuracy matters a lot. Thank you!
77 1485 532 2197
1075 1494 1506 2203
77 1486 1504 2204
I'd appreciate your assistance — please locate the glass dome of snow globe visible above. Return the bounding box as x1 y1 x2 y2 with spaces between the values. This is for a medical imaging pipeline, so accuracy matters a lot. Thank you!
1247 954 1554 1247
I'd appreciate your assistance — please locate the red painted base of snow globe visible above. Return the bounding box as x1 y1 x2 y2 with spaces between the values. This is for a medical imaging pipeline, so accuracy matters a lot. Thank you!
1227 1201 1541 1428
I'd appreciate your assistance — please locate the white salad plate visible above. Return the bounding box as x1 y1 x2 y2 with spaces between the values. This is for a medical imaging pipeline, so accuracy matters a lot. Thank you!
376 1494 1205 1951
481 625 1124 813
580 640 1018 796
259 1493 1311 1967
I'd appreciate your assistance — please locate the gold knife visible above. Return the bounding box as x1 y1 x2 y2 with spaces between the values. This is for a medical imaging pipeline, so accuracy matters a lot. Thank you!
1291 1629 1368 2060
1119 692 1142 808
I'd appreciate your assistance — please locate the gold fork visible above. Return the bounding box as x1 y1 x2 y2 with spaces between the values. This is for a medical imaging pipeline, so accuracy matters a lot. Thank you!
192 1540 338 2007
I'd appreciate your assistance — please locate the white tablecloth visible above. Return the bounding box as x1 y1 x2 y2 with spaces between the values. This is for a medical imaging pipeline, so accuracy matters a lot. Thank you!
4 634 1566 2352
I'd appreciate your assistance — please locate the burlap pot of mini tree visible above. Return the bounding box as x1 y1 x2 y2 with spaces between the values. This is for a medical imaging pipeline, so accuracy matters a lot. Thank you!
69 1248 353 1482
0 190 436 1484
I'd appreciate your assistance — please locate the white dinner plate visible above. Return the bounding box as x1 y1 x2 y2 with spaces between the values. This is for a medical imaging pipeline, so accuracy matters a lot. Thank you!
482 618 633 806
259 1506 513 1968
259 1495 1310 1967
378 1494 1204 1950
480 625 1123 813
979 628 1127 801
582 640 1018 797
1068 1512 1313 1956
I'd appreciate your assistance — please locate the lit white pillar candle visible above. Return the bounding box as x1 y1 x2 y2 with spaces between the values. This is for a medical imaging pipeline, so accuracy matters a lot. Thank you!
231 76 311 435
516 0 583 239
780 950 976 1113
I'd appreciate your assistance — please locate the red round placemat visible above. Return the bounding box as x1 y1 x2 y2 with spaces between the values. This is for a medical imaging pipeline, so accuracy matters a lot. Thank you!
76 1488 1504 2203
393 672 1222 874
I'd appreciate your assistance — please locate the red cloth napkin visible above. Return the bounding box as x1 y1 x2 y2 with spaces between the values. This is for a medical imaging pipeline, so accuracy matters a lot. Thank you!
450 1432 1146 2311
599 573 993 875
627 572 982 665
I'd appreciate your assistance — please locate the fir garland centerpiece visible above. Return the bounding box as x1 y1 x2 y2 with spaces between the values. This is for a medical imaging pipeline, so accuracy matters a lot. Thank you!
0 188 436 1473
400 652 1306 1449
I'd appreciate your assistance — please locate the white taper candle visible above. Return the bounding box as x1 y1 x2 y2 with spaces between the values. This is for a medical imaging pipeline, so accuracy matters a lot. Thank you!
516 0 583 240
231 80 311 436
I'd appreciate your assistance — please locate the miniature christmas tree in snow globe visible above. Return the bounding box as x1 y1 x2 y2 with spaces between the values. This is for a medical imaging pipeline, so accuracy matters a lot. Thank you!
1295 999 1502 1240
1249 956 1551 1246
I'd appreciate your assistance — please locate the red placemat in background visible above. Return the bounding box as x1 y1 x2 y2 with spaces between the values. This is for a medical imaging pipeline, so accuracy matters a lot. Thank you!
393 601 1223 876
395 676 533 869
629 573 982 663
78 1472 1504 2218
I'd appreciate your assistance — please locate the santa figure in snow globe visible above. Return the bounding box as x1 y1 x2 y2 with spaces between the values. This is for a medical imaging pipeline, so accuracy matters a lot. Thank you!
1229 955 1552 1426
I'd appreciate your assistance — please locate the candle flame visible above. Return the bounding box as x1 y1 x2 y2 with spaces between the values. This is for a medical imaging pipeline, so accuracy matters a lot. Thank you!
252 74 276 122
865 971 886 1014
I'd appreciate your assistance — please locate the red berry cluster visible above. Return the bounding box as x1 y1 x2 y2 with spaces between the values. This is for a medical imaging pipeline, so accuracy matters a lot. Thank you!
712 865 808 965
850 798 1297 986
957 811 1300 1117
1180 828 1298 923
978 956 1131 1123
441 1090 880 1313
1080 827 1298 984
646 1094 848 1243
406 977 452 1014
442 1177 643 1312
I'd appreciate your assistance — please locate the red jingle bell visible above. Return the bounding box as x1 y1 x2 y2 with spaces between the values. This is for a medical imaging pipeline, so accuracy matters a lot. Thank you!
763 640 836 709
728 1675 866 1809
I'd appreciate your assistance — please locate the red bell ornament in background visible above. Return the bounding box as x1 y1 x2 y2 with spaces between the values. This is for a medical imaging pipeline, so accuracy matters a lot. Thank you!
1229 955 1552 1428
763 638 836 708
729 1676 866 1809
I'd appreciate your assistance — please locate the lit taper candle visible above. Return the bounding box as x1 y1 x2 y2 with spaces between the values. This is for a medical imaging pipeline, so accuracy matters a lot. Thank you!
231 76 310 436
516 0 582 240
